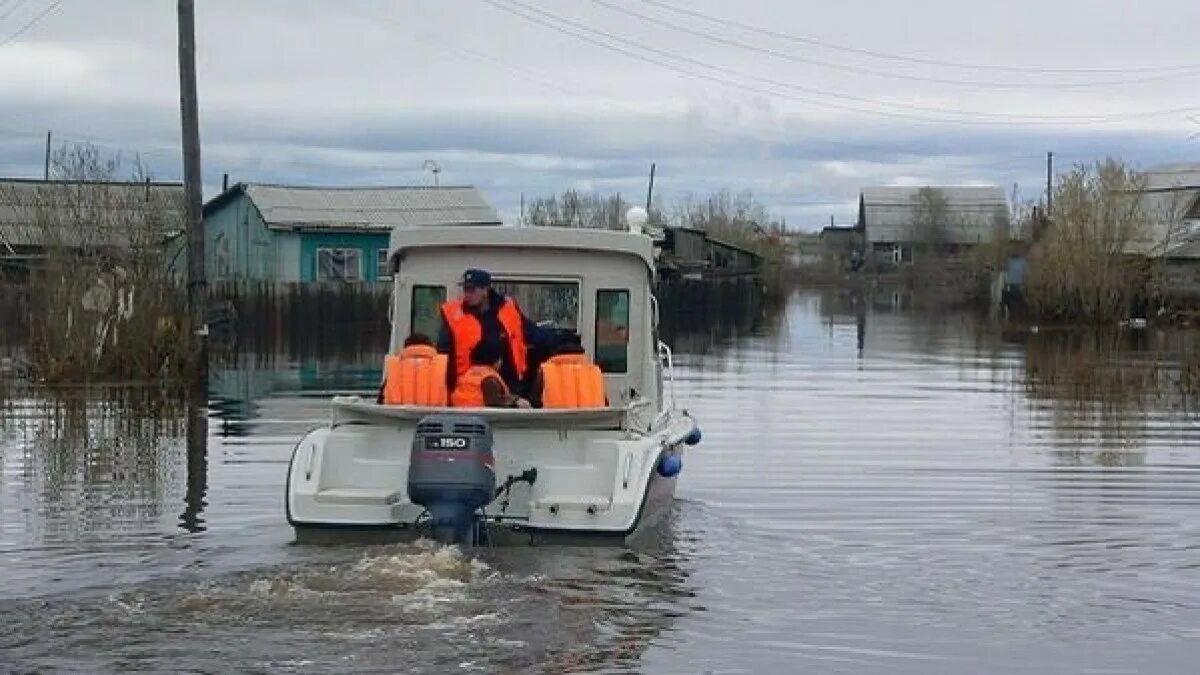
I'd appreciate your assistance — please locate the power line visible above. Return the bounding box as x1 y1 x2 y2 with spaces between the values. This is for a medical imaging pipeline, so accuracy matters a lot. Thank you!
353 3 939 156
591 0 1200 90
640 0 1200 77
0 0 32 21
481 0 1200 125
0 0 62 49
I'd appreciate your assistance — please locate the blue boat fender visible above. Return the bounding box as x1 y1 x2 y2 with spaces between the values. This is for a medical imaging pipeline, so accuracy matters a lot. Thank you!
657 453 683 478
684 426 702 446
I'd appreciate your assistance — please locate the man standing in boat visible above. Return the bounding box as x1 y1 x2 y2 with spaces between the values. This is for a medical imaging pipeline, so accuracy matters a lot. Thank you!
438 268 546 396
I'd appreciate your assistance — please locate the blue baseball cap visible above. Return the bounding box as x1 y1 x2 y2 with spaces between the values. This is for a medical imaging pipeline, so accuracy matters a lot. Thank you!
460 268 492 288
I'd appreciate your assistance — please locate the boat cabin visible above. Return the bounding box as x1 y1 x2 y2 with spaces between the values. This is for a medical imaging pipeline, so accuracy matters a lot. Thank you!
384 226 661 413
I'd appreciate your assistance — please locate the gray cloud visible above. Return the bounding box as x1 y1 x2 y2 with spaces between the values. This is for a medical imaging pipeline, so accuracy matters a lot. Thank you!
2 0 1198 227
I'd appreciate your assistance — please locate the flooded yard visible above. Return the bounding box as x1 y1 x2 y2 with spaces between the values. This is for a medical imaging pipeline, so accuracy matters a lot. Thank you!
2 291 1199 673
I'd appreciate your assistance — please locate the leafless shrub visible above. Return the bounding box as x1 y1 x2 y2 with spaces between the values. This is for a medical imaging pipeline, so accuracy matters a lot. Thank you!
525 190 635 230
2 143 191 382
1024 159 1168 323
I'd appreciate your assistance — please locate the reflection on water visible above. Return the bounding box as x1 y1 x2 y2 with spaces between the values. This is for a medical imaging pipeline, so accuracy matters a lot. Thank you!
3 290 1200 673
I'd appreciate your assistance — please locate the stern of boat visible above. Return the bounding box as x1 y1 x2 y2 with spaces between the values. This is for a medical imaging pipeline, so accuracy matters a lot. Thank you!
285 400 698 543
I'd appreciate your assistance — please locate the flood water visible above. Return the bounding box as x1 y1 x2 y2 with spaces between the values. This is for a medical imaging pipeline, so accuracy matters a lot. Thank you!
3 291 1200 674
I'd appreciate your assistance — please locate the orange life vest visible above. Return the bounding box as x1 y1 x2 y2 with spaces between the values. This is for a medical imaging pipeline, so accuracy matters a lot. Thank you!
441 297 528 380
381 344 449 406
450 365 508 407
539 352 607 408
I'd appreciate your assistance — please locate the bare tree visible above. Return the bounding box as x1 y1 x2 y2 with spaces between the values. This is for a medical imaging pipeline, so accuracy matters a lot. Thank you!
910 187 951 258
1024 158 1162 322
2 143 189 381
526 190 629 230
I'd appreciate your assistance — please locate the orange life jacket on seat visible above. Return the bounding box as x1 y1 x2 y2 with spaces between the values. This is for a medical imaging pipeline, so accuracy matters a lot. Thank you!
539 353 606 408
441 298 529 380
381 344 449 406
450 365 508 407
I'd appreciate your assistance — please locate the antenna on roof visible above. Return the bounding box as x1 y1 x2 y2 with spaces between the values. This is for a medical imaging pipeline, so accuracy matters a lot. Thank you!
422 160 441 186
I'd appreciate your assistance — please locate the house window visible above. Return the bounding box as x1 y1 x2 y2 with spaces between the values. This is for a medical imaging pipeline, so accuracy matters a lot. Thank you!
377 249 391 280
411 285 446 339
595 289 630 373
316 248 361 281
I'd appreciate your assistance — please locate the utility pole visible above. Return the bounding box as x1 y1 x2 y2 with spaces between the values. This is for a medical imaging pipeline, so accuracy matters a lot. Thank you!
43 131 51 180
1046 151 1054 214
177 0 206 366
177 0 209 536
645 162 656 211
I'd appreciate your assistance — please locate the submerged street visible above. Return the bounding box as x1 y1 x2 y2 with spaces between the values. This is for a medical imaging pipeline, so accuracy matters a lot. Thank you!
3 292 1199 673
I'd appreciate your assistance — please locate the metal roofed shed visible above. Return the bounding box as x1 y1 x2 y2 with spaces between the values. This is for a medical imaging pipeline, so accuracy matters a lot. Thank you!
657 226 762 280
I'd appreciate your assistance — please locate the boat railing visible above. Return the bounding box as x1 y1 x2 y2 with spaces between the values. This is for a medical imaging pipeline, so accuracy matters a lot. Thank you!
657 339 676 411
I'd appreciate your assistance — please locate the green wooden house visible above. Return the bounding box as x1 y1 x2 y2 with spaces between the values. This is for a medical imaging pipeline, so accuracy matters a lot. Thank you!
201 183 500 283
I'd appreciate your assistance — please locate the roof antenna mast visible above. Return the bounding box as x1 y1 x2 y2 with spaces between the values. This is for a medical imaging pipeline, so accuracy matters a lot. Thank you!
422 160 441 187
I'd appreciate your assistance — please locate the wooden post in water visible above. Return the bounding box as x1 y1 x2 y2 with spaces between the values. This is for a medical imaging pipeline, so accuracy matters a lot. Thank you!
178 0 209 519
177 0 206 374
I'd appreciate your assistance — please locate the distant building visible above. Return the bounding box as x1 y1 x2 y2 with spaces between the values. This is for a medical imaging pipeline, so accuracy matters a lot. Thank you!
1126 165 1200 298
201 183 500 283
819 225 863 269
0 178 184 264
788 231 823 267
1125 164 1200 256
659 226 762 279
858 186 1009 265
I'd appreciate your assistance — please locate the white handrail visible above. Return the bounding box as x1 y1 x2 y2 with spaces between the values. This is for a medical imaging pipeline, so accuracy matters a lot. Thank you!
657 339 676 411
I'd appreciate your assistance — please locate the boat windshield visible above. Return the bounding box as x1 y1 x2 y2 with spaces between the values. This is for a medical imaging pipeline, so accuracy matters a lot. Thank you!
493 279 579 331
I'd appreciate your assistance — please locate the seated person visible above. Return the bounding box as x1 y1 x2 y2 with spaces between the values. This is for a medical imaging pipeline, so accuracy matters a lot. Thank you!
450 340 532 408
531 333 608 409
378 334 448 406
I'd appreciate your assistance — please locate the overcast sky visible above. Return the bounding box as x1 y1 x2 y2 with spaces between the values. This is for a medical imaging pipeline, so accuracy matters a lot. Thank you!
2 0 1199 228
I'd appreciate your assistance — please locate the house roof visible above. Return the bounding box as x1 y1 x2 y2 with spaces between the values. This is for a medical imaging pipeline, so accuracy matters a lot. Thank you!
859 185 1009 244
819 225 859 238
1125 164 1200 256
1144 164 1200 190
0 178 184 252
204 183 501 231
662 225 761 259
1164 234 1200 260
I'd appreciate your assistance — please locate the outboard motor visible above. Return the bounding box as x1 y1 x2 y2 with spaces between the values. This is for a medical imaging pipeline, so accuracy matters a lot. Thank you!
408 414 496 545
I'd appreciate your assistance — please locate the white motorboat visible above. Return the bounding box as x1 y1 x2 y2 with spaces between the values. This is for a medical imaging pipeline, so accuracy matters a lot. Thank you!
286 223 701 545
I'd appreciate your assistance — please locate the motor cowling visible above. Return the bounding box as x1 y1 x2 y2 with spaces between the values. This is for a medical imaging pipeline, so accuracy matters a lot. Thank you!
408 414 496 544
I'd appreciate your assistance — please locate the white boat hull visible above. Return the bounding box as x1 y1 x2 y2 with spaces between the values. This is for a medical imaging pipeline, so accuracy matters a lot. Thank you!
286 399 696 545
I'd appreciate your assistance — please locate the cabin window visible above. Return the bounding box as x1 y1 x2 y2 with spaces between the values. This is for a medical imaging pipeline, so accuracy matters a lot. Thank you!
595 289 630 373
376 249 391 280
316 248 362 282
492 280 579 330
410 285 446 339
